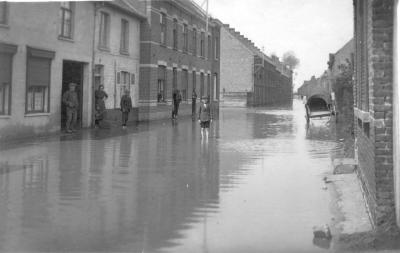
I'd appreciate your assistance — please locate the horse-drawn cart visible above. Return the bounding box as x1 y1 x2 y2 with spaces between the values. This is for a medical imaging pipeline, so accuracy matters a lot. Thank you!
305 95 336 122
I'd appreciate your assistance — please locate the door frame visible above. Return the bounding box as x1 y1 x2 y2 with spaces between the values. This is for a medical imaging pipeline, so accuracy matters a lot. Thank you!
61 60 84 129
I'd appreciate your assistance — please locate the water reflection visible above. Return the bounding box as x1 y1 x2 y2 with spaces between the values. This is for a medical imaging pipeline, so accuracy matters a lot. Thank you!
0 99 348 252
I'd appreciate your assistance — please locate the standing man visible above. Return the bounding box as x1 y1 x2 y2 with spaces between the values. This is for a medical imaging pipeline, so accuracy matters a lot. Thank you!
62 82 79 133
120 89 132 129
172 89 182 119
191 89 197 120
94 85 108 128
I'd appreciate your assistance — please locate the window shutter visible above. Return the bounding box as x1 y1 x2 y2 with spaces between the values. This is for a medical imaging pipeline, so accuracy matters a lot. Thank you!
27 57 51 87
117 72 121 84
131 73 135 85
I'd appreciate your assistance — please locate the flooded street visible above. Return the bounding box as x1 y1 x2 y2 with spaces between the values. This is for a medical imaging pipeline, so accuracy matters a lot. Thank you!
0 100 345 253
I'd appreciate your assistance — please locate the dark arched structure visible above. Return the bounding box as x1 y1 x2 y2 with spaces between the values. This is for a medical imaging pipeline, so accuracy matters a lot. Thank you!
305 94 332 121
306 95 330 112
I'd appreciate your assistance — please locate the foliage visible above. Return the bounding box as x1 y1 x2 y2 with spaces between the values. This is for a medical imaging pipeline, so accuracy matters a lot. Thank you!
282 51 300 70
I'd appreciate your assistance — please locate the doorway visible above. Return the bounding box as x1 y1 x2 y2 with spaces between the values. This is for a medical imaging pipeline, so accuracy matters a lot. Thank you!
61 61 84 130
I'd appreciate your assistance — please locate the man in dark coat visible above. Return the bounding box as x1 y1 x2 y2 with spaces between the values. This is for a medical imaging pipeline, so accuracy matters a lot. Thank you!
120 89 132 129
172 89 182 119
62 82 79 133
94 85 108 127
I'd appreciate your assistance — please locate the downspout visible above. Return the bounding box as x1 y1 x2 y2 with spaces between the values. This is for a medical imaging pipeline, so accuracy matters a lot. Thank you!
91 2 98 127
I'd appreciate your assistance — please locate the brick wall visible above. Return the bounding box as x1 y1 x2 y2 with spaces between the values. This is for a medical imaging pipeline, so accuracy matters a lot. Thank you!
220 27 253 93
354 0 396 230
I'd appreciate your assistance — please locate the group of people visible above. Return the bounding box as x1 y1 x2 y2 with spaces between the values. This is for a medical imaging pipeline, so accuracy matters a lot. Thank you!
62 83 133 133
63 83 213 139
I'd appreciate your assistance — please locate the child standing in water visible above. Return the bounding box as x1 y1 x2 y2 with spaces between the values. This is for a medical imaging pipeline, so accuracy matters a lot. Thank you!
198 97 212 139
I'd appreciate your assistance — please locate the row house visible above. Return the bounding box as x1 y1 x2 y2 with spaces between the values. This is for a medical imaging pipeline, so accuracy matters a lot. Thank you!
0 1 145 140
136 0 221 121
218 22 292 107
353 0 399 231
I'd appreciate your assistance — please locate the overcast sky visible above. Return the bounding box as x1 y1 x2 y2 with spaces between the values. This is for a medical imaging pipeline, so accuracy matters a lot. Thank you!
194 0 354 89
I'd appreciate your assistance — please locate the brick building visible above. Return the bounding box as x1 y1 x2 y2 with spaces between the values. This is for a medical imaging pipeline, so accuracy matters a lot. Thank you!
137 0 220 121
353 0 399 230
218 23 293 107
253 55 292 107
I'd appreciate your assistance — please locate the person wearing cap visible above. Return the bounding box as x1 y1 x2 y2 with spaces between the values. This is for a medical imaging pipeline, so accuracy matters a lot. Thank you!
62 82 79 133
198 96 212 139
120 89 132 129
94 85 108 128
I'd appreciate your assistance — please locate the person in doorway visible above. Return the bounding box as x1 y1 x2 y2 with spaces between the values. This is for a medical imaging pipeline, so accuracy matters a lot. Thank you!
172 89 182 119
94 85 108 128
191 89 197 120
120 89 132 129
198 96 212 139
62 82 79 133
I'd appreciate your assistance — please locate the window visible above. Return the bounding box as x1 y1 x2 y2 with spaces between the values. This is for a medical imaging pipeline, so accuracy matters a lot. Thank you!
213 73 218 101
172 67 177 90
0 53 11 115
200 72 204 97
0 1 9 25
200 32 205 57
59 2 73 39
99 12 110 49
214 36 219 59
26 48 55 114
181 69 188 101
173 19 178 50
0 43 16 115
160 12 167 46
183 24 188 53
120 19 129 54
192 28 197 55
208 35 212 59
94 65 104 88
157 66 166 102
207 73 211 96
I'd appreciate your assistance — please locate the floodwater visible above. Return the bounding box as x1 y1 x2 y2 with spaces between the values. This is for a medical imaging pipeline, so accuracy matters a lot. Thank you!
0 100 344 253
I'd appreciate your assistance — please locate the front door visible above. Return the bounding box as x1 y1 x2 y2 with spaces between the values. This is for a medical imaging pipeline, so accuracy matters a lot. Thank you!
61 61 83 129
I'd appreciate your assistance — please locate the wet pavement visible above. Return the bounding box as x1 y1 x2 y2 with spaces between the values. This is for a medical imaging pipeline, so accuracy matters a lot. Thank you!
0 100 347 253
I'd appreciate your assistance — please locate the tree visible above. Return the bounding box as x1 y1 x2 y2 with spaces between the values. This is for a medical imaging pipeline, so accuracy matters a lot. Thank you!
282 51 300 70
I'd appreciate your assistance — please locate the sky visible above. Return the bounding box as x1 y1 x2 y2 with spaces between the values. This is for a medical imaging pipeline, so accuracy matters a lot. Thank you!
193 0 354 89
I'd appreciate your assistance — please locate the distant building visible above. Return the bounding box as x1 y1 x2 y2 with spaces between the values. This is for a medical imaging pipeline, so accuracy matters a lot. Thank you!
218 22 292 107
136 0 221 121
353 0 399 231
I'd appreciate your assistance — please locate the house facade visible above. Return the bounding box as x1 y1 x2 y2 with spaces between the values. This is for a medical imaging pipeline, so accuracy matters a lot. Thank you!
137 0 221 121
93 1 145 122
0 1 145 140
0 2 95 140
